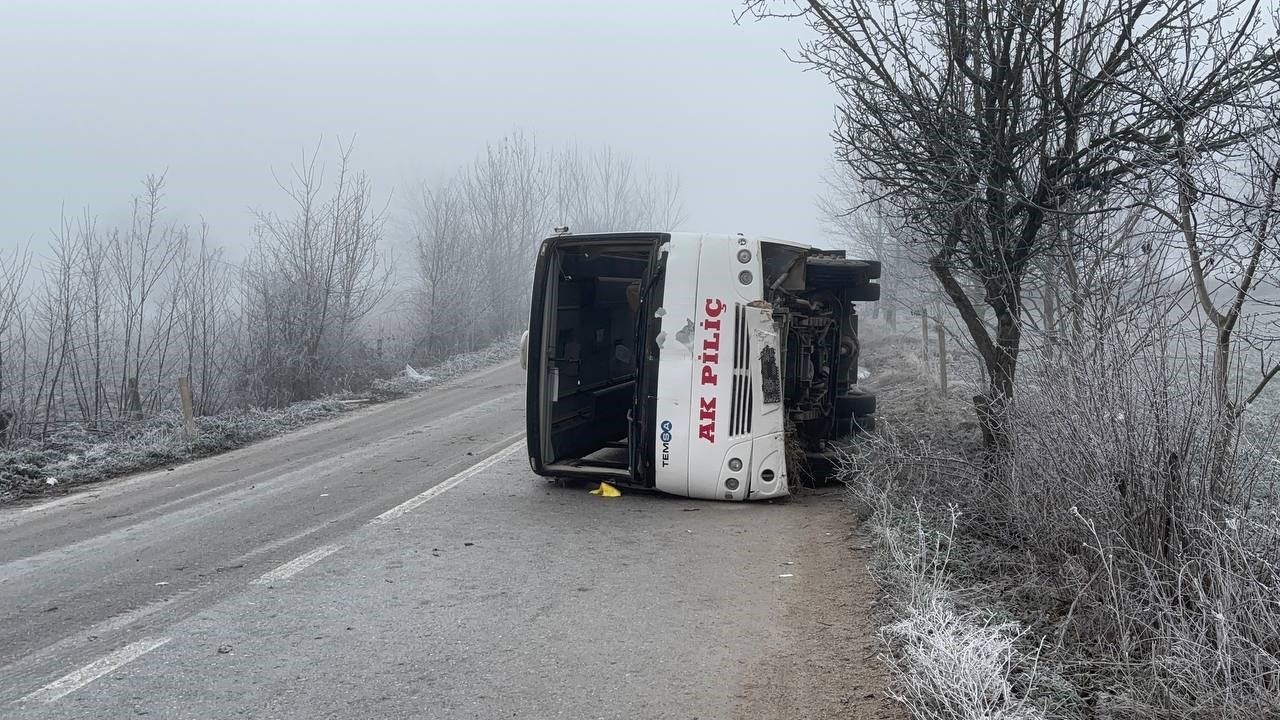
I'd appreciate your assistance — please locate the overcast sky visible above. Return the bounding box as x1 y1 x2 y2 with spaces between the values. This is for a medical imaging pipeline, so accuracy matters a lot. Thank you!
1 1 837 257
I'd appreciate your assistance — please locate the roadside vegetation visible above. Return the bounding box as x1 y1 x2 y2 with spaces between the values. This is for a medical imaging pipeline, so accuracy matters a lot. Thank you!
847 316 1280 719
750 0 1280 717
0 337 517 504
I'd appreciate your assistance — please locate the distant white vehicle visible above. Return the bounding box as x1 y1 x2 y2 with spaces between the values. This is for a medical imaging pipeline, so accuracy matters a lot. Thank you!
523 231 879 500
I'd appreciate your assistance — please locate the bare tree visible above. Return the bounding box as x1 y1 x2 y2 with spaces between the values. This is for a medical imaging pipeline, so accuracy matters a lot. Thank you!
463 131 548 341
1140 128 1280 500
819 165 940 324
68 211 116 424
0 244 31 439
175 222 233 414
747 0 1280 450
640 167 687 231
32 224 81 434
242 140 391 404
551 142 687 232
406 133 687 363
108 175 184 416
410 174 477 360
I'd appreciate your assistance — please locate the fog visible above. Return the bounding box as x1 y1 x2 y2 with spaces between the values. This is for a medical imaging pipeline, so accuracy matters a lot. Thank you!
0 0 836 253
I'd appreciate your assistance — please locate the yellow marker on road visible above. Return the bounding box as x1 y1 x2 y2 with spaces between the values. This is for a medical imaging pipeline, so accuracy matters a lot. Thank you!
589 482 621 498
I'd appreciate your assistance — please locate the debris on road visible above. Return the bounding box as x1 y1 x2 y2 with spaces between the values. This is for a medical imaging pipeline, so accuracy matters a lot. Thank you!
589 482 622 498
403 365 433 384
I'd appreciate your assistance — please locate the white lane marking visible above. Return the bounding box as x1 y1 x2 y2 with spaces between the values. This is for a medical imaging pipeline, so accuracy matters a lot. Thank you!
0 392 525 582
250 543 344 586
372 437 525 524
22 637 172 703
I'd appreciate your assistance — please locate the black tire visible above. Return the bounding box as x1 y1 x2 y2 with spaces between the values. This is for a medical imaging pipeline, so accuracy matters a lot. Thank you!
836 391 877 417
832 417 852 437
806 256 881 288
845 282 881 302
834 412 877 438
804 450 843 483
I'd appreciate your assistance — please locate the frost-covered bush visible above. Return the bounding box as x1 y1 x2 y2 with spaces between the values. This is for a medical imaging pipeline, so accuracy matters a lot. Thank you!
0 337 516 504
843 320 1280 719
866 502 1047 720
883 601 1044 720
1004 333 1280 719
370 335 518 400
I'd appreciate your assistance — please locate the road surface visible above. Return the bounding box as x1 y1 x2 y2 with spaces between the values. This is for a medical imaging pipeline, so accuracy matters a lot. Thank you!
0 361 896 719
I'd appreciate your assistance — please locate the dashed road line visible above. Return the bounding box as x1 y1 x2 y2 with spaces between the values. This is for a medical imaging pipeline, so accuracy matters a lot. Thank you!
372 436 525 524
250 543 344 586
21 637 172 703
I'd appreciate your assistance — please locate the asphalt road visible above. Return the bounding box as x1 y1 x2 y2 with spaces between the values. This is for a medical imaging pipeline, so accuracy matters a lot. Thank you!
0 361 894 719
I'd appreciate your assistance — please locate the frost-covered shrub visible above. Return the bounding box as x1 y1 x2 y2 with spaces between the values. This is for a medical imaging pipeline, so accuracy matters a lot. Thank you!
844 320 1280 720
883 601 1044 720
1004 328 1280 716
867 503 1047 720
0 337 515 503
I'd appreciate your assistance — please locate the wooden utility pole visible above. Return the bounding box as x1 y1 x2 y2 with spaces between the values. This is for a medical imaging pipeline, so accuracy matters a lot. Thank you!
920 311 931 367
178 376 196 437
936 321 948 396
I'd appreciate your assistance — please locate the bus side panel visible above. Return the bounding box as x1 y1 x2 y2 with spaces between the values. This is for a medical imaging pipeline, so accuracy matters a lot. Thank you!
652 238 701 497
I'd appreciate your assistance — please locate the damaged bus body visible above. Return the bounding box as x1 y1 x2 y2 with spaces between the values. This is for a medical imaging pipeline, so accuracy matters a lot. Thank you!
523 231 879 501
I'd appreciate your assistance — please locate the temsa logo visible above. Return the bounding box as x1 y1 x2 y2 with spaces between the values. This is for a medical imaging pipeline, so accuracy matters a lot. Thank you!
698 298 725 443
660 420 673 467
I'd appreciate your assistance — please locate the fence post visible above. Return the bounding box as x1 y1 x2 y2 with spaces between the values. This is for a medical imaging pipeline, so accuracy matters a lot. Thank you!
1042 288 1057 361
936 321 948 396
920 311 931 368
178 376 195 437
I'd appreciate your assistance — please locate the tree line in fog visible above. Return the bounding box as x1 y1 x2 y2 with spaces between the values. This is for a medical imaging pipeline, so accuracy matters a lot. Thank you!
0 132 683 438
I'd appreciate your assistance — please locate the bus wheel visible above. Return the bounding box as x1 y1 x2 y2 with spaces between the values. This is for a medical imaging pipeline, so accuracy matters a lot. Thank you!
836 391 877 417
834 413 876 437
845 282 880 302
805 256 881 288
803 450 844 484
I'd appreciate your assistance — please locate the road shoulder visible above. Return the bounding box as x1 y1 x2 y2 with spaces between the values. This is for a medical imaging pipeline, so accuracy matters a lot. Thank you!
734 492 902 720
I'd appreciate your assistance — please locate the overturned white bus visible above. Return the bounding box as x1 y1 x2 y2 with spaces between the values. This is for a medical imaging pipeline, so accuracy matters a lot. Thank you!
523 231 879 501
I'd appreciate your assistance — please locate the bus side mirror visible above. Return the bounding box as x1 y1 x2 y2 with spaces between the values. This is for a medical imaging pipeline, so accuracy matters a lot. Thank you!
520 330 530 370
